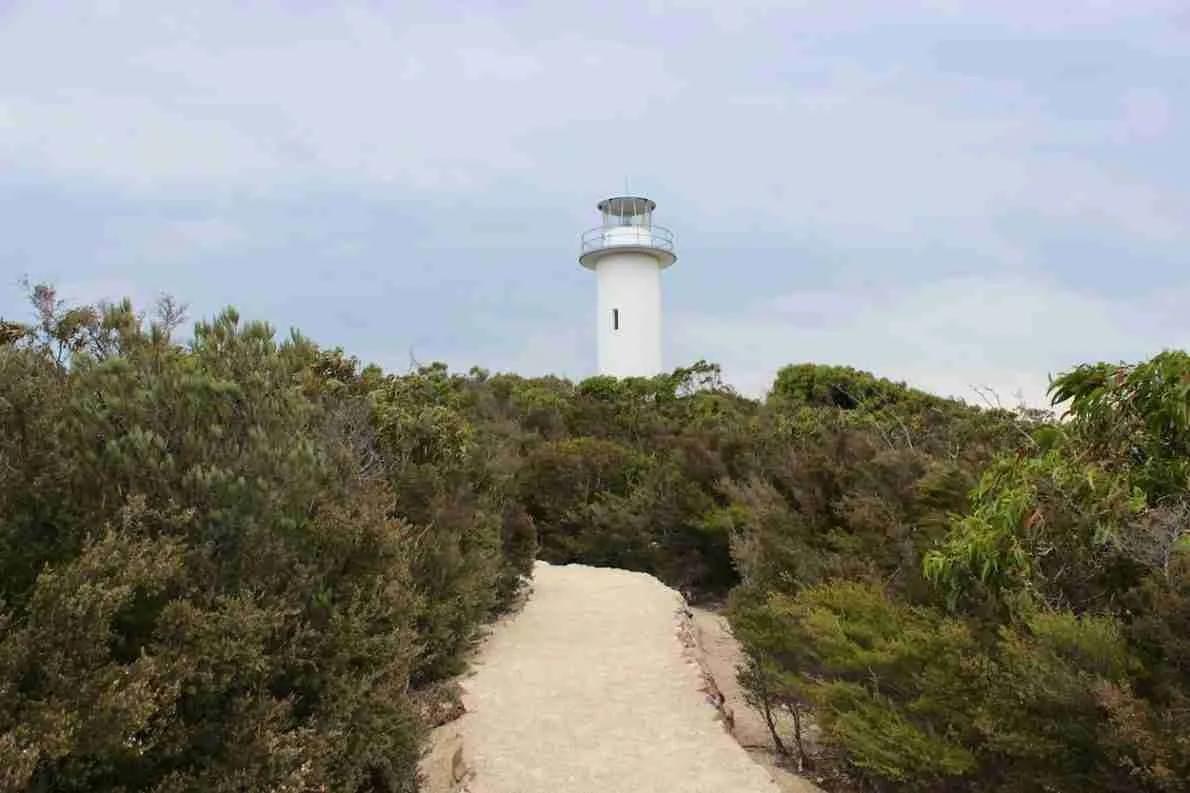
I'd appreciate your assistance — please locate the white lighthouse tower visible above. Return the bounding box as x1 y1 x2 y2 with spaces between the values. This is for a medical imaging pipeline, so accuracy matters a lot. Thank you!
579 196 677 377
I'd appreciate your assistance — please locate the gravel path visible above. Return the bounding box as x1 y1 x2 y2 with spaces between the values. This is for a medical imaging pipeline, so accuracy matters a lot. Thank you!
454 561 782 793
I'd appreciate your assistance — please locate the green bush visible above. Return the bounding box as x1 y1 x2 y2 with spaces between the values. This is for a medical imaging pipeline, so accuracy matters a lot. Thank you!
511 364 755 593
730 582 982 787
733 356 1190 792
5 288 1187 793
0 301 423 792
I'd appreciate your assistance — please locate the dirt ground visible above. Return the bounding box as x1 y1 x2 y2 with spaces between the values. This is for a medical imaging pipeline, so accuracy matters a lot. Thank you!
421 561 824 793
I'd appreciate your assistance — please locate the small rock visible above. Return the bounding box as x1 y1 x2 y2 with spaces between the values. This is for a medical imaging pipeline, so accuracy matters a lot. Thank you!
452 745 467 783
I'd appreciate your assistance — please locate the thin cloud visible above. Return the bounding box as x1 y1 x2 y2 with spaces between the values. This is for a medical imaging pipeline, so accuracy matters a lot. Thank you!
674 275 1190 403
0 1 1185 394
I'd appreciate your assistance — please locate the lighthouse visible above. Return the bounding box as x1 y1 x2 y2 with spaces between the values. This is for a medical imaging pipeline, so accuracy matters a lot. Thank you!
579 196 677 377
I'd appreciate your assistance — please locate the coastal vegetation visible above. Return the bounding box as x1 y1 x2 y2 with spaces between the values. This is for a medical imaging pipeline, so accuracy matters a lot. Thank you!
1 288 1185 791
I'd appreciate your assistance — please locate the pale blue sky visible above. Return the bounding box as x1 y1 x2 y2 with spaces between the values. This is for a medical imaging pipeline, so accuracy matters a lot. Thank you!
2 1 1187 402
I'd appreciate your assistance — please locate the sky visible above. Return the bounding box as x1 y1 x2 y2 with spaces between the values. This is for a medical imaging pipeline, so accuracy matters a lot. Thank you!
1 0 1187 404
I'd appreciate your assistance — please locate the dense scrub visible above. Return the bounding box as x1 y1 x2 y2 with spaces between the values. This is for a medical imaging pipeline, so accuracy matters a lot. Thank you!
0 291 533 793
730 361 1190 792
2 287 1186 792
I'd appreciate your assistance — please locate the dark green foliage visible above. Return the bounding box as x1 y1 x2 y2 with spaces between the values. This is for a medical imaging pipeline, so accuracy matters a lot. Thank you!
772 363 913 410
730 581 983 787
0 289 534 793
0 299 424 792
463 361 759 595
519 437 646 561
369 365 500 685
734 360 1189 792
4 286 1187 793
727 365 1026 607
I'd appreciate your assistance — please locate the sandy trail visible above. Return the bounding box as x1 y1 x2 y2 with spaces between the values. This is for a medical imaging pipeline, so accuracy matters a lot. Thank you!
451 561 783 793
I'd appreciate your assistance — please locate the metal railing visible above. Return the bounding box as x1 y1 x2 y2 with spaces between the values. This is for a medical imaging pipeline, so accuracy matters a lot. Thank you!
581 224 675 255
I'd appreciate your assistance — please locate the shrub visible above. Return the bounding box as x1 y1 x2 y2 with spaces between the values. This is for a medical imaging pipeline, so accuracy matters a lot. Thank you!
0 301 423 792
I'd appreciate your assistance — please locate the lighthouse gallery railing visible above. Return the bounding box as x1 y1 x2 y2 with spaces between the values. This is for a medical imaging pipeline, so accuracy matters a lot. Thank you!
580 225 675 255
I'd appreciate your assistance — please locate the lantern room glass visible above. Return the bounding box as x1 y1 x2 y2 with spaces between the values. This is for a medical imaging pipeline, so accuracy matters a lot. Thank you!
599 196 655 228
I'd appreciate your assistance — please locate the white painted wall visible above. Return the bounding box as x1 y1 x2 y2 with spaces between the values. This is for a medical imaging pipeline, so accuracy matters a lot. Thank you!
595 251 663 377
